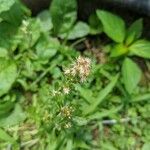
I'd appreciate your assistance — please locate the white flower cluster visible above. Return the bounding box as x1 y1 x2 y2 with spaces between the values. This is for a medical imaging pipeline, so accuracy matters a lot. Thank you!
64 56 91 82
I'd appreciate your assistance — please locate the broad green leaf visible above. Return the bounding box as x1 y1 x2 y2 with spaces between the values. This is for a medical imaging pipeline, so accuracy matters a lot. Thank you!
129 40 150 59
122 58 142 94
50 0 77 34
0 59 17 97
36 35 58 63
96 10 125 43
126 19 143 45
88 13 103 35
111 43 128 57
37 10 53 32
83 74 119 115
67 22 90 40
0 128 15 143
0 1 27 26
0 101 15 117
0 104 26 127
0 0 15 14
0 22 17 49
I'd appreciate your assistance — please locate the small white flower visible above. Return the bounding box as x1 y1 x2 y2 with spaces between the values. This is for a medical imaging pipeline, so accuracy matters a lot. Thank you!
63 87 70 94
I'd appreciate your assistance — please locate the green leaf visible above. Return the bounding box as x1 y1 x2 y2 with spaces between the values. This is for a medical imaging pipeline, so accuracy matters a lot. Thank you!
0 47 8 58
37 10 53 32
126 19 143 45
67 22 89 40
19 19 41 51
122 58 142 94
0 128 15 143
0 104 26 127
77 85 94 104
73 116 88 126
50 0 77 34
0 22 17 49
0 101 15 117
0 58 17 97
131 93 150 102
96 10 125 43
66 139 73 150
111 43 128 57
129 40 150 59
0 1 27 26
87 105 122 121
36 34 59 62
142 143 150 150
83 74 119 115
88 13 103 35
0 0 15 14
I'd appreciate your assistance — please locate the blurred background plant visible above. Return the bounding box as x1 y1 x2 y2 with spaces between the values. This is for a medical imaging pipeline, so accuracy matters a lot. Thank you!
0 0 149 149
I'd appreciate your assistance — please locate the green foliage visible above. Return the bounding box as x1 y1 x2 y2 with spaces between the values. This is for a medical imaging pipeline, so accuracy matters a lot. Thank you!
129 40 150 59
50 0 77 34
0 59 17 96
0 128 15 143
37 10 53 32
0 0 15 14
66 21 90 40
88 13 103 35
0 0 149 149
111 43 128 57
83 74 119 115
96 10 126 43
126 19 143 45
122 58 142 94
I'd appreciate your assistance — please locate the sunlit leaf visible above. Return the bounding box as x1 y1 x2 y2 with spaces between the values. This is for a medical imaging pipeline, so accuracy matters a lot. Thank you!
122 58 142 94
96 10 125 43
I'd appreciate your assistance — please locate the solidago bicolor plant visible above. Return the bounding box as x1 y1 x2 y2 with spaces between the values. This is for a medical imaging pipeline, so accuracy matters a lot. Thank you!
42 56 91 131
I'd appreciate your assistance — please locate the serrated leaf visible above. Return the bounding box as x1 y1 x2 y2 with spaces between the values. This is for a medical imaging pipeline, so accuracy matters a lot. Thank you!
129 40 150 59
0 58 17 97
126 19 143 45
122 58 142 94
96 10 125 43
50 0 77 34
